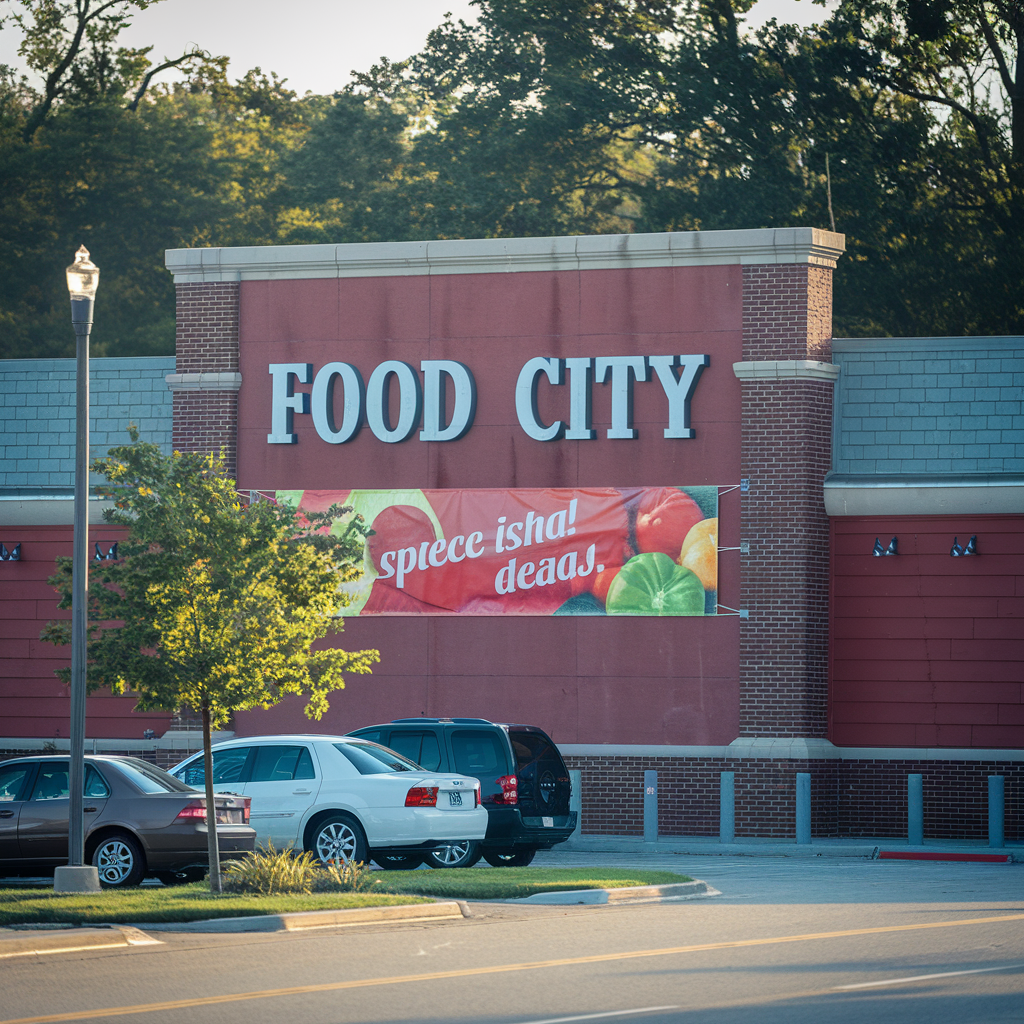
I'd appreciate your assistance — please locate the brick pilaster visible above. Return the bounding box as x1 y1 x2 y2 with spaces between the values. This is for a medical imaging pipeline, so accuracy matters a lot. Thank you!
738 264 836 738
171 283 240 476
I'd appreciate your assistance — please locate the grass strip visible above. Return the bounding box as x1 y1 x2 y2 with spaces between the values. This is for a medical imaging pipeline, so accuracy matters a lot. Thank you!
0 868 693 924
0 885 429 926
375 867 693 901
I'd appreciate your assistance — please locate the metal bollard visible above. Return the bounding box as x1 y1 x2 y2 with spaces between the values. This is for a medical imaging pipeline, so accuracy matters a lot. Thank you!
908 774 924 846
796 772 811 845
644 770 658 843
720 771 735 844
989 776 1005 848
569 769 582 843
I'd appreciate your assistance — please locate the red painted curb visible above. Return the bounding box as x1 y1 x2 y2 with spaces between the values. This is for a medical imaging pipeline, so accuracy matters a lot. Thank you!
878 851 1012 863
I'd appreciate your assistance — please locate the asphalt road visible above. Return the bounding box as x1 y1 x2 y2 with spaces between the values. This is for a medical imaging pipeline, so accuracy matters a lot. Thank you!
2 854 1022 1024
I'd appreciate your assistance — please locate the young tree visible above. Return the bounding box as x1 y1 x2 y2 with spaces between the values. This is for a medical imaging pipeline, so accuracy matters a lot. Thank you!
42 430 379 891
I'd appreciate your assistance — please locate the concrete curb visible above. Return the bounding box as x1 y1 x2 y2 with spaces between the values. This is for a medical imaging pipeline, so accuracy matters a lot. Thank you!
140 900 466 933
512 879 720 905
0 925 161 958
561 838 881 858
557 838 1024 861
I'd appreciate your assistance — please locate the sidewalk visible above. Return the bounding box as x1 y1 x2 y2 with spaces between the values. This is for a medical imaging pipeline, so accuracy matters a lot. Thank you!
561 835 1024 862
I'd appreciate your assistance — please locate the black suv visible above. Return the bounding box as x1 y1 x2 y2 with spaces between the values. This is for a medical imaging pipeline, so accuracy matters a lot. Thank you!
347 719 576 868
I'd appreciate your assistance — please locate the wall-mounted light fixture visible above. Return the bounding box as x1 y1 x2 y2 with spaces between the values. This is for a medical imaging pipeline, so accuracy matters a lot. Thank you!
951 535 978 557
0 542 21 561
93 542 118 561
873 536 898 556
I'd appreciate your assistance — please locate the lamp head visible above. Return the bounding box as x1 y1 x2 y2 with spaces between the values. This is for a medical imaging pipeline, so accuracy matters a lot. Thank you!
66 245 99 300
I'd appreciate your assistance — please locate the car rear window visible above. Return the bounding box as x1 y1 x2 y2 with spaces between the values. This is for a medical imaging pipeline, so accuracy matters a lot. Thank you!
0 764 33 802
250 745 316 783
334 742 420 775
508 730 564 772
386 731 443 771
114 758 194 794
451 730 508 778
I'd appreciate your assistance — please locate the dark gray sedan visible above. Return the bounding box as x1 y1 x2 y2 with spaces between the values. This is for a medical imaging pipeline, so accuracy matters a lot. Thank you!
0 755 255 887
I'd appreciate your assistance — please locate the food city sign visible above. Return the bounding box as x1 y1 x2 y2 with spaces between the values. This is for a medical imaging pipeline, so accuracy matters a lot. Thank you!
267 354 709 446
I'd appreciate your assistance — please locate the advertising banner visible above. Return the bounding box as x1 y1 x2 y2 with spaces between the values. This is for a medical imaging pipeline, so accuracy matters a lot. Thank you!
279 487 718 616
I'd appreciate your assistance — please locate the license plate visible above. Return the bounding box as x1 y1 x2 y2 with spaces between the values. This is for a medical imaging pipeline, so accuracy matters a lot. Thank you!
542 816 554 827
448 791 463 807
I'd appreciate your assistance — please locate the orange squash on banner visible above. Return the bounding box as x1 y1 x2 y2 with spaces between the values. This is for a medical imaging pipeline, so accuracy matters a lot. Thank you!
679 517 718 590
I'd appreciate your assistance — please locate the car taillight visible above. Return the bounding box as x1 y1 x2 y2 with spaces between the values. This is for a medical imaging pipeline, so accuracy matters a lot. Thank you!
405 786 438 807
475 787 481 808
175 801 207 821
494 775 518 805
241 798 250 824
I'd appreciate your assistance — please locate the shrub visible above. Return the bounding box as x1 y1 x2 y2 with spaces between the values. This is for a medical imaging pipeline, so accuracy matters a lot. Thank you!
222 842 382 895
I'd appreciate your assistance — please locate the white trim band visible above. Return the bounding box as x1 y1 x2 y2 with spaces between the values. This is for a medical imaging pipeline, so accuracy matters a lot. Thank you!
560 740 1024 761
166 372 243 392
824 477 1024 516
733 360 840 381
165 227 846 284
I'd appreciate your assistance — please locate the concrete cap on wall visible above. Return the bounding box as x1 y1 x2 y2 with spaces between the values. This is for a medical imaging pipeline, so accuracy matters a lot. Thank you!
165 227 846 284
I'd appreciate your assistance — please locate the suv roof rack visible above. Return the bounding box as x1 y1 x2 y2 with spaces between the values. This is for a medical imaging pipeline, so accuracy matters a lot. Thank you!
390 717 493 725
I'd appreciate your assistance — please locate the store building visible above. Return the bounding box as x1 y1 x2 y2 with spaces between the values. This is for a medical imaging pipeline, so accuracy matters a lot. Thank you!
1 227 1021 839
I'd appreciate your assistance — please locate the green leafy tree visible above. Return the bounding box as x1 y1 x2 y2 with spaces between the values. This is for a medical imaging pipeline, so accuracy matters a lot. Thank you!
41 430 379 891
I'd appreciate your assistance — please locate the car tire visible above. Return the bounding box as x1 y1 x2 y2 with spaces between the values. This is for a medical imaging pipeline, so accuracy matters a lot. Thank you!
373 854 424 871
424 841 482 869
308 814 368 865
91 832 146 887
482 847 537 868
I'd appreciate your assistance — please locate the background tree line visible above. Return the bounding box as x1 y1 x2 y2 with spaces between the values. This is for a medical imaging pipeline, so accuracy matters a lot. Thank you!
1 0 1021 360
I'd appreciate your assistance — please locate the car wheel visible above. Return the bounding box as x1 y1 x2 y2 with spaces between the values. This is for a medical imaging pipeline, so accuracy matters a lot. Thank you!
482 847 537 867
92 833 146 887
309 814 368 865
373 854 423 871
425 841 482 869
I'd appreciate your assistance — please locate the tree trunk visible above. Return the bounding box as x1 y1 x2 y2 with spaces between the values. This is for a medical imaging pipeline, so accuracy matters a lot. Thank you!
201 701 222 894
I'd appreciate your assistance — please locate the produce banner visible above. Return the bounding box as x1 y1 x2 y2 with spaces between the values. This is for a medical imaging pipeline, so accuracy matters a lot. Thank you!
278 487 718 616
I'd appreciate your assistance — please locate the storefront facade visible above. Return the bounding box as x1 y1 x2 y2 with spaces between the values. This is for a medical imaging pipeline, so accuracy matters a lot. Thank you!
2 227 1021 839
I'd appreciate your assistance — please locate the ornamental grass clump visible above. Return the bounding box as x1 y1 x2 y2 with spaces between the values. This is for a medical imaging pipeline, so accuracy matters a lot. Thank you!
222 843 382 895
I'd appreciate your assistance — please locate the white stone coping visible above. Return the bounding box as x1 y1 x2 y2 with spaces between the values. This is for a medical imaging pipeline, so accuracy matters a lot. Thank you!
165 227 846 283
166 372 243 392
0 732 234 753
0 496 114 526
824 476 1024 516
560 740 1024 762
733 359 840 381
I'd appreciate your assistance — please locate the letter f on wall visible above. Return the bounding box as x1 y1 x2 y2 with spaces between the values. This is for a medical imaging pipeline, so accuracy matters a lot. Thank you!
268 363 312 444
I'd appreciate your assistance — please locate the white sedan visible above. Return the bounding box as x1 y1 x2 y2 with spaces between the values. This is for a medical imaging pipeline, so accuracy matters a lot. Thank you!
169 735 486 867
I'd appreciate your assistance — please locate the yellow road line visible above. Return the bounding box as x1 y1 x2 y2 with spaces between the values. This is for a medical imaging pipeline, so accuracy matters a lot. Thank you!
5 912 1024 1024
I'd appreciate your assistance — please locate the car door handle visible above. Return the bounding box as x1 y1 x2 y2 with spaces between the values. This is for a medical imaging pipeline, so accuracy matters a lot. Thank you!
292 789 312 795
0 809 13 819
84 807 98 813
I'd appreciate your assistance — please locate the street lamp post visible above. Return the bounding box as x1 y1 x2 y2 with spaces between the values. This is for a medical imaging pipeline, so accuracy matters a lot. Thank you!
53 246 101 893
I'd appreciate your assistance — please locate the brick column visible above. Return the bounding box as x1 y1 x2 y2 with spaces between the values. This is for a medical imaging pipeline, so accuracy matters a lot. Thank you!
168 282 241 476
737 264 838 738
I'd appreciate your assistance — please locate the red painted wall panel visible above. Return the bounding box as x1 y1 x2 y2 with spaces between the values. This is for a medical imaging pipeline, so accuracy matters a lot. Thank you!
232 266 743 745
829 515 1024 748
0 525 173 739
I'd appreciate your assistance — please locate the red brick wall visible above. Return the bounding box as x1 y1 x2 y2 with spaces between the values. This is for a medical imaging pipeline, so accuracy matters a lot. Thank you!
831 515 1024 747
739 266 834 738
172 282 240 475
565 754 1022 840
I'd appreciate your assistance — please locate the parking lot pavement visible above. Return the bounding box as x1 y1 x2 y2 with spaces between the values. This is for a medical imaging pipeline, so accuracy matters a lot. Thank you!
532 848 1023 905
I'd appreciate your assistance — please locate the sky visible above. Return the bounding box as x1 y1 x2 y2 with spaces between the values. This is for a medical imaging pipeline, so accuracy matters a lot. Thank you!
1 0 834 97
